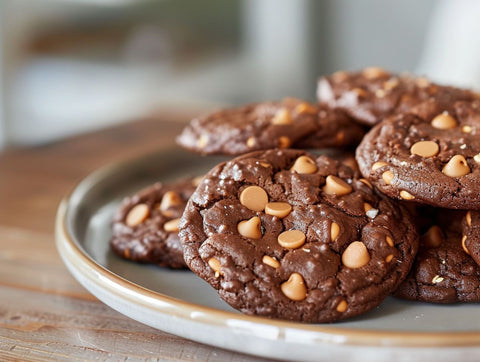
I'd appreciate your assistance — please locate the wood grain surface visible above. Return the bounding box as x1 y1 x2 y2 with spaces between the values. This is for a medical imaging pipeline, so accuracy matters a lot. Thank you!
0 111 269 361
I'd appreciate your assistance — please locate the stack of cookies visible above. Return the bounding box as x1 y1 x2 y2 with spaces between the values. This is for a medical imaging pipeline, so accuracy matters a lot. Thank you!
110 67 480 323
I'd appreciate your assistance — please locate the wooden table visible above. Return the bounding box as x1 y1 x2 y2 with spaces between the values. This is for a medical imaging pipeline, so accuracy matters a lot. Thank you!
0 111 268 361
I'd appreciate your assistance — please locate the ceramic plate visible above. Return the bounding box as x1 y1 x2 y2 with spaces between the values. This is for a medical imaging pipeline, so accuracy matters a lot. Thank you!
55 148 480 361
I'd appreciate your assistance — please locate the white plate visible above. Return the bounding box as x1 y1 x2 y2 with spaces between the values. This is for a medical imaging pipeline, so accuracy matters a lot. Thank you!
55 148 480 361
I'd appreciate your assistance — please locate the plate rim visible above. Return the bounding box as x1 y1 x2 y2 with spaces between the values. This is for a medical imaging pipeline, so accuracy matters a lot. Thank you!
55 150 480 349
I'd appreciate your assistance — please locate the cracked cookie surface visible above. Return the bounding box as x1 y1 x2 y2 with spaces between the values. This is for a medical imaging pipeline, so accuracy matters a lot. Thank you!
111 178 197 269
395 208 480 303
179 149 418 322
356 100 480 209
317 67 477 126
176 98 363 155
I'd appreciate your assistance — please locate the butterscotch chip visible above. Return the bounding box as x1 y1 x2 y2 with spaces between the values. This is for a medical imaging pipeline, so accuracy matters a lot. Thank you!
125 204 150 227
240 186 268 211
342 241 370 268
410 141 439 158
159 191 182 213
400 190 415 200
278 136 291 148
262 255 280 269
322 175 352 196
466 211 472 227
442 155 470 177
259 161 271 168
164 218 181 232
421 225 444 248
362 66 388 79
281 273 307 301
237 216 262 239
290 156 317 174
363 202 374 212
462 235 470 254
382 170 394 185
208 257 222 277
277 230 306 249
246 137 256 148
197 134 209 148
431 113 457 129
295 102 317 115
462 125 473 133
271 108 293 125
336 299 348 313
265 202 292 218
359 178 373 189
385 254 394 263
371 161 388 171
330 222 340 241
386 236 394 247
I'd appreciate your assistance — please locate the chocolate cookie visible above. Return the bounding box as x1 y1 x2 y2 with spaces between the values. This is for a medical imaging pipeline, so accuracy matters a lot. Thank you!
463 210 480 267
179 149 418 322
356 100 480 209
395 208 480 303
176 98 363 155
111 178 198 268
317 67 477 126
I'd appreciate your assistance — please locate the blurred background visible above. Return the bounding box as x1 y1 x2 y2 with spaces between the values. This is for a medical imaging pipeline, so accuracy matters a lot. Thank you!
0 0 477 149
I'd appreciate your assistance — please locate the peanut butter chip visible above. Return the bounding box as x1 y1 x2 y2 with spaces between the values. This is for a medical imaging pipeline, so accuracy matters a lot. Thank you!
362 66 388 79
431 113 457 129
323 175 352 196
278 230 306 249
164 218 181 232
197 134 209 148
336 299 348 313
281 273 307 301
400 190 415 200
237 216 262 239
442 155 470 177
126 204 149 227
342 241 370 268
160 191 182 212
359 178 373 189
421 225 444 248
240 186 268 211
271 108 293 125
208 257 222 277
382 170 395 185
463 125 473 133
410 141 439 158
386 236 394 247
371 161 388 171
330 222 340 241
262 255 280 269
466 211 472 227
290 156 317 174
295 102 317 115
385 254 394 263
278 136 291 148
246 137 256 148
265 202 292 218
462 235 470 255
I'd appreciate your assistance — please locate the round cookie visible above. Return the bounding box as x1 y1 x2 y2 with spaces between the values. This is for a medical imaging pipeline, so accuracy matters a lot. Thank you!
463 210 480 267
176 98 363 155
179 149 418 322
111 178 198 269
317 67 477 126
395 208 480 303
356 100 480 209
